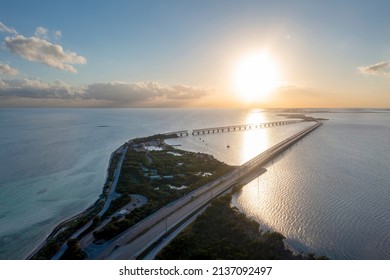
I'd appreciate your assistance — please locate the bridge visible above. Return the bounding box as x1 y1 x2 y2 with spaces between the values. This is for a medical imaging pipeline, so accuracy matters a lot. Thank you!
85 120 323 260
191 120 303 135
243 121 322 169
164 130 189 137
163 120 305 137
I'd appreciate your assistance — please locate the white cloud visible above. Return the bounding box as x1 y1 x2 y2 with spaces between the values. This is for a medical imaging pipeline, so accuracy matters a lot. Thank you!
0 78 84 99
4 35 86 73
358 61 390 77
54 30 62 39
0 80 212 107
158 84 213 100
34 26 48 39
0 22 17 34
0 63 18 76
84 81 212 106
85 81 158 103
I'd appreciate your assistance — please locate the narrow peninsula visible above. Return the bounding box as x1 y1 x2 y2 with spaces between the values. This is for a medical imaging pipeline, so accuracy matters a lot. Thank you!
30 133 233 259
30 116 327 260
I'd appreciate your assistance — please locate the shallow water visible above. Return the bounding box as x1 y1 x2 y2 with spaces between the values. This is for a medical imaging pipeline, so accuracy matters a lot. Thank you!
0 108 389 259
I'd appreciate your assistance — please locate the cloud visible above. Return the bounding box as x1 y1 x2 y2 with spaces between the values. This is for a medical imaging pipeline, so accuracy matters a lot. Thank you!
0 22 17 34
358 61 390 77
85 82 157 103
164 85 213 100
0 78 83 99
4 35 86 73
0 63 18 76
54 30 62 39
0 80 212 107
34 26 48 39
35 26 62 41
84 81 212 106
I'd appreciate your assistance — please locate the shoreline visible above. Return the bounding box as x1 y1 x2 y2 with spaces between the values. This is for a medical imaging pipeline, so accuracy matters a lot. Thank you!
157 188 328 260
28 117 323 260
27 145 126 260
29 132 233 259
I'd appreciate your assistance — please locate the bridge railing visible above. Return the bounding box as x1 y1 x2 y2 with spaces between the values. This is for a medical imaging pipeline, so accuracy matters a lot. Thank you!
191 120 303 135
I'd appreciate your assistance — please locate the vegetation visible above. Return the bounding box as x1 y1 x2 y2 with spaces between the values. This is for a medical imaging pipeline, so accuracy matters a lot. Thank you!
131 133 178 144
106 152 121 185
93 136 233 242
31 199 104 260
31 132 328 260
60 238 85 260
30 145 130 259
100 194 132 220
157 194 328 260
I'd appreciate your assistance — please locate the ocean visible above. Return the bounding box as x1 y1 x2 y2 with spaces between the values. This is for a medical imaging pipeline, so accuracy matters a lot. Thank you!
0 108 389 259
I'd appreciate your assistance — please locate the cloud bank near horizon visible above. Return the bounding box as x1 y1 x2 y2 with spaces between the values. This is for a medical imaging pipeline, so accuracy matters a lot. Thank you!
0 79 213 107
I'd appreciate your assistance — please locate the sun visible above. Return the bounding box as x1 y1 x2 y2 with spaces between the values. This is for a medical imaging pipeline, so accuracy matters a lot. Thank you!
233 52 280 102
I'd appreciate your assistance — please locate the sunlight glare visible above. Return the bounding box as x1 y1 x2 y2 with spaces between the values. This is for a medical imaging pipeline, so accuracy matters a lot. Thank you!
241 111 270 163
234 52 280 102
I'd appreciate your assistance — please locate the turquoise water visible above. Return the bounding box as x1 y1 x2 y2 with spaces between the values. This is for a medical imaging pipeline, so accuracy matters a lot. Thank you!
0 108 389 259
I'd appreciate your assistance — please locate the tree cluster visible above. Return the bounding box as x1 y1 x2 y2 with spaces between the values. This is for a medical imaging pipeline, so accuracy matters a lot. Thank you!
157 195 328 260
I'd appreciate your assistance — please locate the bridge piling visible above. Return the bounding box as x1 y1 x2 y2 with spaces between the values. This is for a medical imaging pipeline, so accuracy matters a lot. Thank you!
191 120 303 135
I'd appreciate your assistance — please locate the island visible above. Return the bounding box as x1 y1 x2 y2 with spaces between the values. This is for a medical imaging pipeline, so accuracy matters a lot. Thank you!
29 116 327 260
30 133 233 259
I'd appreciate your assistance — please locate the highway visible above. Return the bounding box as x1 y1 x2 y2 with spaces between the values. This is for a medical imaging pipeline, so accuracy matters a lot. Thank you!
80 194 147 256
86 121 322 260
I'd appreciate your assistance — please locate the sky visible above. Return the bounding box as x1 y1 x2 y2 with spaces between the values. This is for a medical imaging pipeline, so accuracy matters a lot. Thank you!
0 0 390 108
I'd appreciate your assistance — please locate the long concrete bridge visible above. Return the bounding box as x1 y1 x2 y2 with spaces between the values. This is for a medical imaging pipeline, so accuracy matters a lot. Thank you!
243 121 322 169
165 119 304 137
85 120 323 260
192 120 303 135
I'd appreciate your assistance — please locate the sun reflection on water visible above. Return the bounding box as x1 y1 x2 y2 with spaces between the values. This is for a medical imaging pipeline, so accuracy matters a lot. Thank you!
237 110 281 234
240 110 270 163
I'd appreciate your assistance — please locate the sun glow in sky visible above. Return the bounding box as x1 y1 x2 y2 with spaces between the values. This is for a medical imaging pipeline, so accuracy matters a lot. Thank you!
233 52 281 103
0 0 390 108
